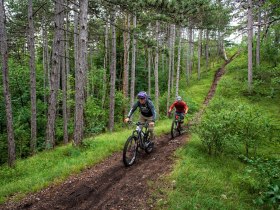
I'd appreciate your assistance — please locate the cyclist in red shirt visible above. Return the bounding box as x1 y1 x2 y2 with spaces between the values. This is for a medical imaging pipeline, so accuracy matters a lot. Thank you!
168 96 188 129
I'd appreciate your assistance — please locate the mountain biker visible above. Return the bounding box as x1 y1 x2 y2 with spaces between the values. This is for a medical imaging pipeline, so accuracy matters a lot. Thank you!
124 91 156 146
168 96 188 129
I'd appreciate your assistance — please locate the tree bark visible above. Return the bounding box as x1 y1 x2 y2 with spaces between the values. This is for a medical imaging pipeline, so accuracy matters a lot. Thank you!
248 0 253 93
130 15 136 107
170 24 175 92
198 29 202 80
205 29 209 72
148 23 151 96
61 5 68 144
175 27 182 97
256 6 261 67
74 0 88 145
167 24 172 114
74 0 79 76
123 13 130 112
28 0 37 154
66 7 71 119
0 0 16 167
42 14 49 106
154 20 160 116
46 0 64 149
108 8 116 132
102 20 109 108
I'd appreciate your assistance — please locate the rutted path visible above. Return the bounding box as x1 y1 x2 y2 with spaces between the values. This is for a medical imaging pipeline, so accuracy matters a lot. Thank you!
1 55 239 210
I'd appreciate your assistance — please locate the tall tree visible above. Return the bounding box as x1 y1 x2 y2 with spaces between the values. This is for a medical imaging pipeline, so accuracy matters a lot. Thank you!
205 29 209 71
61 5 68 144
175 27 182 97
167 24 172 114
108 7 116 131
74 0 88 145
148 23 151 96
123 13 130 112
130 14 136 107
102 20 109 108
154 20 160 116
28 0 37 154
248 0 253 92
46 0 64 148
256 4 261 67
42 14 49 105
0 0 16 167
197 29 202 80
170 24 176 92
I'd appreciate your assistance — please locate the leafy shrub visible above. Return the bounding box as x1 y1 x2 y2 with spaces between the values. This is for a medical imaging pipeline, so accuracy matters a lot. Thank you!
240 155 280 209
197 99 272 156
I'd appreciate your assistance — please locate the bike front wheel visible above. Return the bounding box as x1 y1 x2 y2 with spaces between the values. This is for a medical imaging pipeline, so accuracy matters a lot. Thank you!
123 136 138 167
171 120 181 139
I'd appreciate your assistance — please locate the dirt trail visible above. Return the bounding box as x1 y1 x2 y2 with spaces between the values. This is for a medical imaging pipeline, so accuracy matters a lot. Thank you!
1 56 238 210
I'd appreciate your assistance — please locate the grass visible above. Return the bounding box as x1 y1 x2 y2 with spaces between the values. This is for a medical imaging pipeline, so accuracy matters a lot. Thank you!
155 52 280 209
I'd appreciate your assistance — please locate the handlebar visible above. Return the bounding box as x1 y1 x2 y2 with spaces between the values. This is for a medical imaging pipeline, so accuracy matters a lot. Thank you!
127 121 149 127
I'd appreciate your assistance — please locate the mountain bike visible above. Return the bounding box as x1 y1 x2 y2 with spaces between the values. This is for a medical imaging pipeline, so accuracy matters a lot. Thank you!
171 113 185 139
123 121 154 167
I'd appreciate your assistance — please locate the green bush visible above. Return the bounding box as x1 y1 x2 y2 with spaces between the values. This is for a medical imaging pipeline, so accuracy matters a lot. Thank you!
197 99 272 156
240 155 280 209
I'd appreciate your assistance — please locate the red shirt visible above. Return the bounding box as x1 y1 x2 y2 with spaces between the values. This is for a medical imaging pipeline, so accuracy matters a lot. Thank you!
169 101 188 113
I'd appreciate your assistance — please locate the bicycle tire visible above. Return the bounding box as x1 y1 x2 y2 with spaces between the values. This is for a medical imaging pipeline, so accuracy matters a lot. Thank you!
144 131 154 154
123 136 138 167
171 120 180 139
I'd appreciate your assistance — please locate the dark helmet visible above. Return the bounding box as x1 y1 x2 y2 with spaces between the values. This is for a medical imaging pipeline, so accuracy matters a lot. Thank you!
176 96 182 101
137 91 147 99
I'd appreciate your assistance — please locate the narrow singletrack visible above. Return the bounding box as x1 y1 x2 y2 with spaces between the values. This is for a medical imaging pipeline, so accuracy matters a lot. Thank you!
1 55 238 210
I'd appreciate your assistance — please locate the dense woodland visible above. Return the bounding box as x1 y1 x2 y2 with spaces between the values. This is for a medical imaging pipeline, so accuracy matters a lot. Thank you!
0 0 279 167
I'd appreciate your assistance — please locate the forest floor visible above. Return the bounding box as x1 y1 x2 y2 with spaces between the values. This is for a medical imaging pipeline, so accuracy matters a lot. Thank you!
1 56 238 210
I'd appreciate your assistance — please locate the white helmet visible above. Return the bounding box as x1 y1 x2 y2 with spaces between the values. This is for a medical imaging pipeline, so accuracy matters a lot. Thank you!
176 96 182 101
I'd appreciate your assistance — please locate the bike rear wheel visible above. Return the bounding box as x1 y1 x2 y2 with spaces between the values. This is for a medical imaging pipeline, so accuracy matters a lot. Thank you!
123 136 138 167
171 120 181 139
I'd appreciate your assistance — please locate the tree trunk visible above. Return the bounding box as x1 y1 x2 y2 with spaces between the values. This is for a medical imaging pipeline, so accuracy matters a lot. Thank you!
42 15 49 106
248 0 253 93
28 0 37 154
186 26 192 83
175 27 182 97
66 7 70 119
0 0 16 167
154 20 160 116
130 15 136 107
170 24 175 93
74 0 88 145
46 0 64 149
148 47 151 96
108 8 116 132
148 23 151 96
123 13 130 112
256 6 261 67
74 0 79 76
205 29 209 71
167 24 172 114
198 29 202 80
102 20 109 108
61 5 68 144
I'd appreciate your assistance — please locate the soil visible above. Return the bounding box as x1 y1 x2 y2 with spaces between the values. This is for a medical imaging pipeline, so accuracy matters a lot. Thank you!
1 57 238 210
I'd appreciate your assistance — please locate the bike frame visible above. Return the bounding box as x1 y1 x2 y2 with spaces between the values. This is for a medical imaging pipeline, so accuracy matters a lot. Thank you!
131 122 149 149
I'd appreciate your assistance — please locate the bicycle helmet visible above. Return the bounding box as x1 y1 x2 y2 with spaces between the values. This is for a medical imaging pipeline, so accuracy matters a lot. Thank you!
176 96 182 101
137 91 147 99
